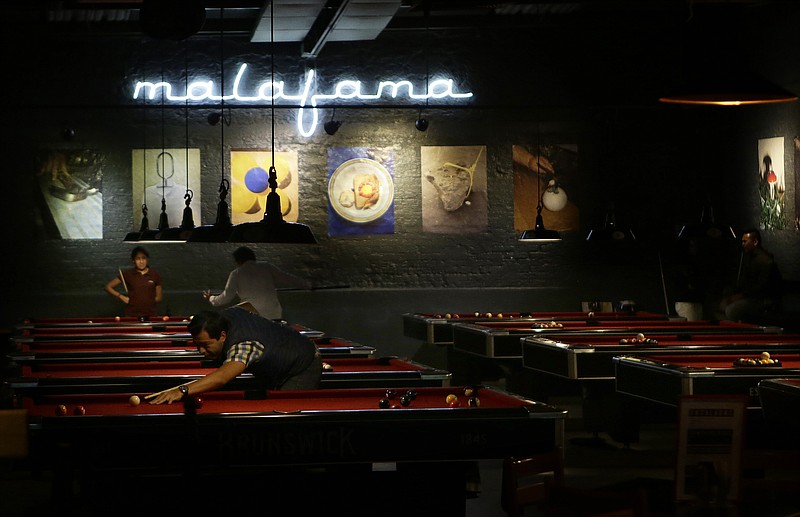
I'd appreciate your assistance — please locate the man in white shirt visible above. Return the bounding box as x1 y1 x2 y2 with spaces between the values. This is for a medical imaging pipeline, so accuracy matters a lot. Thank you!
203 246 312 320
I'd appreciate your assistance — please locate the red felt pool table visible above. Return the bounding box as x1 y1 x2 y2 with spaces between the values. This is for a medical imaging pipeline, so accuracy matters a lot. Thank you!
452 319 780 359
9 335 376 360
614 353 800 407
6 356 452 396
522 333 800 380
22 386 566 514
403 310 672 344
10 322 325 344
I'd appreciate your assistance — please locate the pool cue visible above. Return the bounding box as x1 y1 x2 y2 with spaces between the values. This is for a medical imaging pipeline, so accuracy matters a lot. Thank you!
658 250 671 317
118 267 128 294
143 379 198 400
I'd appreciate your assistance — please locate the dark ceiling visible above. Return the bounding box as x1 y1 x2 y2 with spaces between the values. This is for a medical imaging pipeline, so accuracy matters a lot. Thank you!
5 0 788 57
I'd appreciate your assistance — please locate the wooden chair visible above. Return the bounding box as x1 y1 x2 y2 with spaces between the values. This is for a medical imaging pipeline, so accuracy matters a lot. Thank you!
501 448 648 517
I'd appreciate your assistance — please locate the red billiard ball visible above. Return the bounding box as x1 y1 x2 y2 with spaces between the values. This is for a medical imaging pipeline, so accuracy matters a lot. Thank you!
73 406 86 415
162 316 169 321
55 404 67 416
193 397 203 409
448 400 461 408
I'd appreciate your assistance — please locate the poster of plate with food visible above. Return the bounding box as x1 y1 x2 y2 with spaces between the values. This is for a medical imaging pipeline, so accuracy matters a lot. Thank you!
328 158 394 223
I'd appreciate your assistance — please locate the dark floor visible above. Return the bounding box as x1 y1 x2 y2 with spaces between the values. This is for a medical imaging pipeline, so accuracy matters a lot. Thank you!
2 394 799 517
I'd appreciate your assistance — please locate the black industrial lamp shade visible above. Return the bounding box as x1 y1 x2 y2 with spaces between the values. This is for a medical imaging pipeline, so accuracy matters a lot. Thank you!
659 69 797 106
227 173 317 244
519 211 561 242
227 220 317 244
677 202 736 241
586 209 636 242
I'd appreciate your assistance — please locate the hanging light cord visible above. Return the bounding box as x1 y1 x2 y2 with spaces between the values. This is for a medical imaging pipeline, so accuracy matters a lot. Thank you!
264 0 282 223
182 40 194 228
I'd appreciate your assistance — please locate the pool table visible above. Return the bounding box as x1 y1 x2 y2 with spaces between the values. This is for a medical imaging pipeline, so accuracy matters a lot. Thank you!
5 356 452 396
23 386 566 514
17 315 191 327
9 335 377 364
452 319 780 359
758 378 800 432
613 353 800 407
522 333 800 380
403 310 672 345
10 322 325 345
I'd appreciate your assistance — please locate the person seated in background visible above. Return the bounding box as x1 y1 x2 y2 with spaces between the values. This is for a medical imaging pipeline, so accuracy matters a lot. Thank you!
203 246 312 320
720 228 782 323
147 307 322 404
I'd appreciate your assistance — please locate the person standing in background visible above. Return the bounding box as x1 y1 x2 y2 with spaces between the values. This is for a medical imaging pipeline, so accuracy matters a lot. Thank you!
203 246 312 320
105 245 163 318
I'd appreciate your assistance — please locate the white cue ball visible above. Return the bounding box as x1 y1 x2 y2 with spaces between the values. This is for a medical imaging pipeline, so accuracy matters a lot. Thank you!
129 395 141 406
115 316 121 321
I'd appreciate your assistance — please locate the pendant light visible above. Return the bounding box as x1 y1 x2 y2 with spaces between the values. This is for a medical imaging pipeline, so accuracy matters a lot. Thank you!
659 5 797 107
227 1 317 244
187 7 232 243
146 40 196 243
677 197 736 242
519 125 560 242
124 105 150 242
138 68 185 244
586 203 636 242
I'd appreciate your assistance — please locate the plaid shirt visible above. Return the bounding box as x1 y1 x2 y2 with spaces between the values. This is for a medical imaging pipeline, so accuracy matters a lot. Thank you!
225 340 265 368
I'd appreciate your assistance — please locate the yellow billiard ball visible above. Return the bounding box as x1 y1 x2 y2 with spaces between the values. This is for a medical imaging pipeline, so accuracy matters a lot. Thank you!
129 395 141 406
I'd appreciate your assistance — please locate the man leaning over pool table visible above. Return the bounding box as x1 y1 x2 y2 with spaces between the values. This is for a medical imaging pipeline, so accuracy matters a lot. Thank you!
148 307 323 404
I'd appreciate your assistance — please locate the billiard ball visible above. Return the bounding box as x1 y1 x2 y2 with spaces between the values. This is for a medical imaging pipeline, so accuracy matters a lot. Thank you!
485 312 492 317
391 404 401 409
405 389 417 400
322 362 333 370
636 333 645 341
73 406 86 415
193 397 203 409
400 395 412 407
87 320 93 324
385 389 397 400
448 399 461 408
445 394 458 404
379 398 391 409
468 397 480 407
163 316 169 321
463 386 474 397
129 395 141 406
139 316 147 322
115 316 121 322
55 404 68 416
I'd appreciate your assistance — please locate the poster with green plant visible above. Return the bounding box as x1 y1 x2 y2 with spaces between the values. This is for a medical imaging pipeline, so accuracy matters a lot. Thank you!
758 137 786 231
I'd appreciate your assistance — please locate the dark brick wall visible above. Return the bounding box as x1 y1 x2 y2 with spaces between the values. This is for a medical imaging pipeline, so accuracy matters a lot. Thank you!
3 7 799 358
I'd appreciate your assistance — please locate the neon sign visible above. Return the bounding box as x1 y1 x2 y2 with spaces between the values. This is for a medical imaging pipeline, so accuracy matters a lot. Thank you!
132 64 473 137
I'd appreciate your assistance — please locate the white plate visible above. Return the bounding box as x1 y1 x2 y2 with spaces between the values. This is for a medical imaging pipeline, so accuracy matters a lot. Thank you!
328 158 394 223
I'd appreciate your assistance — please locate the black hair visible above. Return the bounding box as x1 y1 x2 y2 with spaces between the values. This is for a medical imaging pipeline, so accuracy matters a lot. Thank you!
187 310 230 339
233 246 257 264
742 228 762 247
130 246 149 260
